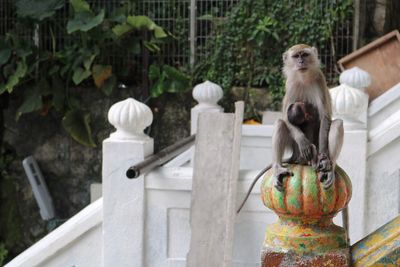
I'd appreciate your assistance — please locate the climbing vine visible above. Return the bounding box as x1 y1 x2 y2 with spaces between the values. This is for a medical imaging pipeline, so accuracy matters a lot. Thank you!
194 0 353 110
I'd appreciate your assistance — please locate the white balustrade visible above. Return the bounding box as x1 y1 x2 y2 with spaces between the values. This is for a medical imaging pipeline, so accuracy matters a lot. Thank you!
330 83 369 128
108 97 153 141
339 66 372 92
103 97 154 267
191 80 224 134
330 68 370 243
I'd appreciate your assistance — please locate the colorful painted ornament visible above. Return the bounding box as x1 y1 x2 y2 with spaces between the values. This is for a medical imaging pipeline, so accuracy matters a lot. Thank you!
261 164 352 254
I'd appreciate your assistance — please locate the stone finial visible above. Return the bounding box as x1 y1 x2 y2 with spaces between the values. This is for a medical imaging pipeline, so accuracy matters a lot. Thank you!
192 80 223 109
191 80 224 134
339 67 372 90
108 98 153 141
330 83 369 124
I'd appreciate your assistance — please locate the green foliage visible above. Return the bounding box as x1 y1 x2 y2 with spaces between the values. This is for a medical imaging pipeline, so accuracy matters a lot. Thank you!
62 110 96 147
67 10 105 34
0 146 22 265
0 243 7 266
195 0 353 110
15 0 64 21
0 0 189 147
149 65 191 98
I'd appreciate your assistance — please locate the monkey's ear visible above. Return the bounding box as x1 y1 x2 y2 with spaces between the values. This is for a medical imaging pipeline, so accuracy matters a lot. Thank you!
311 46 318 57
282 51 288 62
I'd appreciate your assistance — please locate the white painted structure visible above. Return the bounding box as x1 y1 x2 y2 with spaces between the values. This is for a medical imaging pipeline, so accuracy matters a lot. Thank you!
7 72 400 266
365 82 400 235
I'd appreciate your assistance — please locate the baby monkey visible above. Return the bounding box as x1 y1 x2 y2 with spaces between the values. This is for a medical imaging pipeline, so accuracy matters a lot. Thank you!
287 101 319 166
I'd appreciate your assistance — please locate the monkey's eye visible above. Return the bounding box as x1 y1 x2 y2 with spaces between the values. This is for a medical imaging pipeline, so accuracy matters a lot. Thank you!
302 53 309 57
292 54 300 58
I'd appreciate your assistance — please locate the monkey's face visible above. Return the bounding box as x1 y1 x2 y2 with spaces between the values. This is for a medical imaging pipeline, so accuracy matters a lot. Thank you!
283 45 319 73
291 50 312 71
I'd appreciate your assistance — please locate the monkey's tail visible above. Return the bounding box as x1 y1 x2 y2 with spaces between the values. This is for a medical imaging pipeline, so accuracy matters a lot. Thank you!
236 159 292 214
236 164 271 214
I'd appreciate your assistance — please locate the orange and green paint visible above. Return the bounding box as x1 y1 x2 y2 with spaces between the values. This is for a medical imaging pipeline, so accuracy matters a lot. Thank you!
261 164 351 220
261 164 352 254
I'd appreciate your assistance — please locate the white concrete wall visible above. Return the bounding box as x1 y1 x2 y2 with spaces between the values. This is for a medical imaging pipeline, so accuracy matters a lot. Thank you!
240 125 273 170
364 83 400 237
6 199 103 267
366 137 400 235
39 224 102 267
144 167 277 266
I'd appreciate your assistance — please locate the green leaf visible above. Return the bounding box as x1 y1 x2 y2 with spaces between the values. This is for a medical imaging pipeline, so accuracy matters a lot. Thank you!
101 75 117 96
0 48 11 66
4 61 28 93
116 16 166 39
150 75 166 98
15 0 64 21
16 88 42 120
148 65 160 80
72 67 91 85
70 0 91 13
154 26 167 39
109 6 128 23
67 10 105 33
0 244 8 266
127 15 157 30
0 38 12 66
149 65 190 98
164 65 191 82
143 41 160 52
62 110 96 147
0 85 6 94
112 23 133 37
83 53 96 70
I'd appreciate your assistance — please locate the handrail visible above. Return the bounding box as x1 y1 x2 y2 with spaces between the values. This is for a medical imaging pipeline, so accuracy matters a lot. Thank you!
126 135 196 179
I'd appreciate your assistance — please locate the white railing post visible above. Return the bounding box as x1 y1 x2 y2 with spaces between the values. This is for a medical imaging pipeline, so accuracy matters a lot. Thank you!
102 98 154 267
191 80 224 134
330 67 370 243
190 81 224 165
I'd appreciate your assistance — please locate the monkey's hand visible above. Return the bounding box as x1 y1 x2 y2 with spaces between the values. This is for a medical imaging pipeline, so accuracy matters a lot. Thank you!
298 137 316 162
273 164 293 192
317 153 334 189
317 153 332 172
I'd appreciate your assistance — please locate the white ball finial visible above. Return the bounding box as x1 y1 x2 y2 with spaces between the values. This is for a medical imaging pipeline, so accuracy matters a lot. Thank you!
192 80 223 108
339 67 372 90
108 98 153 140
330 84 369 125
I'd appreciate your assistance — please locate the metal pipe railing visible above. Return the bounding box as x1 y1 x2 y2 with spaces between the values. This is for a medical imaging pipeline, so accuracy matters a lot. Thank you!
126 135 196 179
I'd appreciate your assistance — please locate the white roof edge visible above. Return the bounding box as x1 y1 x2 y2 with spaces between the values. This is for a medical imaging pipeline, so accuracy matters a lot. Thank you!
6 198 103 267
368 111 400 157
368 83 400 116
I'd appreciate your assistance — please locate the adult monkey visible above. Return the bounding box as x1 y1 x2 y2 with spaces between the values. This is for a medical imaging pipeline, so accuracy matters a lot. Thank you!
237 44 344 214
272 44 344 191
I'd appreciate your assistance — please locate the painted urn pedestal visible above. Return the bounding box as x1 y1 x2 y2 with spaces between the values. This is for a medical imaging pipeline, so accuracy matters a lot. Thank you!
261 164 352 267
